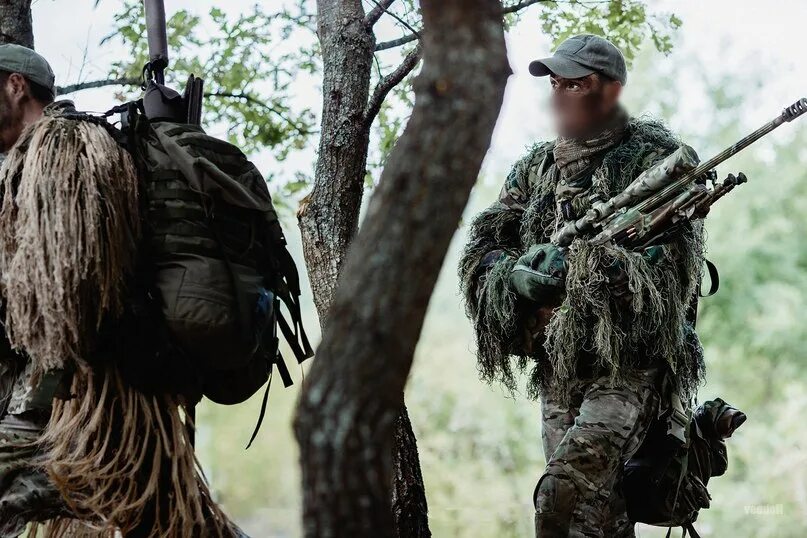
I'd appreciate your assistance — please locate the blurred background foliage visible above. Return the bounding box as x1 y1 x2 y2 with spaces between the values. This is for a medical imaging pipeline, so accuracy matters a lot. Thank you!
42 0 807 536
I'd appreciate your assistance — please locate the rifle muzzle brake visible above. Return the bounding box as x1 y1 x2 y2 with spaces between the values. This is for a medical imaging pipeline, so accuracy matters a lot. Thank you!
783 98 807 122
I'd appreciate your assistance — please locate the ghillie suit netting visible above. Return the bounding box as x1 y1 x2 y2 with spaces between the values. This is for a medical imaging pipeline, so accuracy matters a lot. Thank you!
0 111 235 537
460 118 706 405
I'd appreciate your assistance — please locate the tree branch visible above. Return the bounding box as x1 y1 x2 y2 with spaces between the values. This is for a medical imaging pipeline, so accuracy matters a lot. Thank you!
205 91 315 137
375 0 549 51
375 33 419 52
502 0 547 15
363 43 422 129
56 77 140 95
364 0 397 27
372 0 421 37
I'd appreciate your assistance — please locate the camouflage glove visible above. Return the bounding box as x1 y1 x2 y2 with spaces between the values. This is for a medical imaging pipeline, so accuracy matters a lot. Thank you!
509 243 567 305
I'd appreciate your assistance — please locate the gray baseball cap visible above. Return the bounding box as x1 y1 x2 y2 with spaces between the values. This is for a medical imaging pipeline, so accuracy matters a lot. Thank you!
529 34 627 85
0 44 56 98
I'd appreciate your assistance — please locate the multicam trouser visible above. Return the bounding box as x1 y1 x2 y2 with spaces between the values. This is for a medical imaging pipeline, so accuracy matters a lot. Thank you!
534 368 662 538
0 360 67 537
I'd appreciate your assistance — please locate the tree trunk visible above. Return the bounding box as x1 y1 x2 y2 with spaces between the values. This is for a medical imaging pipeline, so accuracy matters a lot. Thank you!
294 0 509 534
392 406 430 537
0 0 33 48
297 1 431 536
298 0 373 320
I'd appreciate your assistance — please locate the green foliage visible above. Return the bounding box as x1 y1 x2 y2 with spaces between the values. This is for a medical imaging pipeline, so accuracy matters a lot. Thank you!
102 0 682 198
365 0 683 182
104 1 316 157
535 0 682 62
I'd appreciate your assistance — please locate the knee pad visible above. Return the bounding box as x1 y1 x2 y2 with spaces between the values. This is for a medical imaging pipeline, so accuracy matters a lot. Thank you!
533 471 578 514
534 470 579 537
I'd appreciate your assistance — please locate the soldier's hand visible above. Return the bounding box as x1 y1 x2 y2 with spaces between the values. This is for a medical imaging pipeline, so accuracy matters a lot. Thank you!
604 253 649 308
605 262 632 306
509 243 567 305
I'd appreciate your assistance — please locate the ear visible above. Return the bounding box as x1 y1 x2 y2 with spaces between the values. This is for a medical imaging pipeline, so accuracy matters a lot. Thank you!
6 73 27 102
603 80 623 107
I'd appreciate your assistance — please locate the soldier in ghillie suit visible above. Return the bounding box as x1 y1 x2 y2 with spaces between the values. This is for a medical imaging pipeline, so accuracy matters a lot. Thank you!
0 45 238 537
459 35 705 537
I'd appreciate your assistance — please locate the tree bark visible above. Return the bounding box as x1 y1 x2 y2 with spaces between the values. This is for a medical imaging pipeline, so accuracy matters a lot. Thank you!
294 0 509 535
392 406 430 537
298 0 373 320
297 1 431 536
0 0 33 48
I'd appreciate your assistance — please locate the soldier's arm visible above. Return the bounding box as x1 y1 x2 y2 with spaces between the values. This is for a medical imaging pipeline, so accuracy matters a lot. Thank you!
460 155 532 304
459 148 548 366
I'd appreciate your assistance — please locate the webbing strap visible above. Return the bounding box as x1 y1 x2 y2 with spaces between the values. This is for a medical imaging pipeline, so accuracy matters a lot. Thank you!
149 169 184 182
277 309 312 364
683 523 701 538
147 187 202 204
175 134 243 156
245 370 272 450
670 441 690 532
667 391 689 445
244 354 294 450
274 240 314 362
150 206 207 222
699 259 720 297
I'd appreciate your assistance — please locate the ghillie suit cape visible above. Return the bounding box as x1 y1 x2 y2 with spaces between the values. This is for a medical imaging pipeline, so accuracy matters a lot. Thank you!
0 105 236 536
459 118 705 404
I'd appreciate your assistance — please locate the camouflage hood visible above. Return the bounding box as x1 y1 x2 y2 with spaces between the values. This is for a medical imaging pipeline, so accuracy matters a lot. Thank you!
459 117 705 403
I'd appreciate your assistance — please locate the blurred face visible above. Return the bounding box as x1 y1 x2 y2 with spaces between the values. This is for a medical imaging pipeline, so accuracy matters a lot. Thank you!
550 73 623 139
0 73 34 152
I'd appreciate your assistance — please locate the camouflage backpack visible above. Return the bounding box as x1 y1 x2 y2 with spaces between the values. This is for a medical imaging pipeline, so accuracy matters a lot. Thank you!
99 98 313 425
623 394 746 538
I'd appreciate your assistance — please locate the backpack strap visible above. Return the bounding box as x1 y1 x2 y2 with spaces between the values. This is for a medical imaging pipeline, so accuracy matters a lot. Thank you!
667 390 689 445
699 259 720 298
271 230 314 364
665 524 701 538
246 301 296 449
245 369 273 450
666 393 693 535
683 523 701 538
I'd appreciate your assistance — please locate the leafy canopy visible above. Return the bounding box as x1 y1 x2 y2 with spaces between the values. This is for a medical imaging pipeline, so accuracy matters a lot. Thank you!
104 1 316 157
101 0 682 189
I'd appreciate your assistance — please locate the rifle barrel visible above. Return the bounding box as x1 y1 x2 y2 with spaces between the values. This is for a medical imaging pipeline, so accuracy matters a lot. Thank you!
144 0 169 84
633 98 807 214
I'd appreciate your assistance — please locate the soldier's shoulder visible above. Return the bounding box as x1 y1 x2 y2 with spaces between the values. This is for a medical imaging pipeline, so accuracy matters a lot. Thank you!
610 116 683 171
44 100 78 117
503 141 553 195
626 116 681 153
523 140 555 164
510 141 554 179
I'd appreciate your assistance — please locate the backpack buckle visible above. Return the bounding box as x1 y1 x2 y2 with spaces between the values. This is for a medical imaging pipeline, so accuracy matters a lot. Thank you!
667 396 690 445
